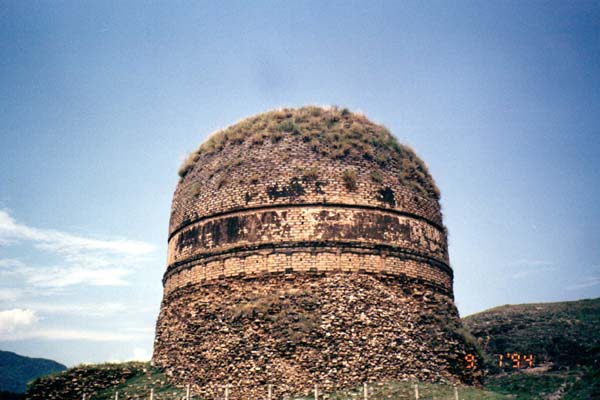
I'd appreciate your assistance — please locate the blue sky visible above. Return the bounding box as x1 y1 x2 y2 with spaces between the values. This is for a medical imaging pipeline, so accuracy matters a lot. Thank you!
1 1 599 367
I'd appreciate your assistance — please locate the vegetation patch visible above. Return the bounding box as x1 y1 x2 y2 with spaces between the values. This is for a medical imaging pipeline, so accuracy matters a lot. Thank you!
485 371 574 400
463 298 600 369
277 120 299 134
26 362 185 400
370 170 383 184
0 350 65 394
293 381 509 400
301 168 319 182
177 106 440 201
342 169 358 191
464 298 600 400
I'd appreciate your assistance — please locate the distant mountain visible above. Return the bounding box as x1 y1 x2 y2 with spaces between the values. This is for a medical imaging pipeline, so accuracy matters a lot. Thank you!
0 350 66 394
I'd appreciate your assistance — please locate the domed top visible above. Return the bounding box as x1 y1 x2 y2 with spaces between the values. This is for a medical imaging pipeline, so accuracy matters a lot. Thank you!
170 106 442 236
179 106 439 197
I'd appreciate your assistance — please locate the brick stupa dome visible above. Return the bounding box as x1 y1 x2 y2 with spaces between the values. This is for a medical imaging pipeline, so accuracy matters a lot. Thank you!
153 107 481 399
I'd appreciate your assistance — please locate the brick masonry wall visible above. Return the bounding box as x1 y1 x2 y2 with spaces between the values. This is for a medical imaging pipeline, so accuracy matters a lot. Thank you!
164 204 452 293
153 113 477 397
164 249 452 297
153 274 482 400
169 135 444 237
164 134 450 295
168 206 447 265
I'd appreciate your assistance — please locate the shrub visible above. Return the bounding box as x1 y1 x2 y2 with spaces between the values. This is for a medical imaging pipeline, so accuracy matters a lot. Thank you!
302 168 319 182
277 120 299 134
370 170 384 184
186 182 202 197
342 169 358 191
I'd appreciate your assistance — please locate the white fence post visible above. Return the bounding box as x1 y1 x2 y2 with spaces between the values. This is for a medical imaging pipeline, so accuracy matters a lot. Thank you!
267 384 272 400
314 384 318 400
414 383 419 400
186 383 190 400
149 388 154 400
225 384 230 400
363 382 368 400
114 390 119 400
454 384 459 400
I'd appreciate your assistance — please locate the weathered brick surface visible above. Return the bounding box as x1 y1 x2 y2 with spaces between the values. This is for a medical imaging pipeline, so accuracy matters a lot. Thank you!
169 207 447 264
169 134 443 237
153 108 478 398
153 274 481 400
163 248 452 297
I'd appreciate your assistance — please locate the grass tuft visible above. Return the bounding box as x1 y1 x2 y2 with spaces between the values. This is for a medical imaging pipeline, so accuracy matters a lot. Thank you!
342 169 358 191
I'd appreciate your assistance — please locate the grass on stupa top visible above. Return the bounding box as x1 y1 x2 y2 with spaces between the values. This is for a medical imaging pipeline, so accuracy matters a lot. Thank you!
178 106 440 201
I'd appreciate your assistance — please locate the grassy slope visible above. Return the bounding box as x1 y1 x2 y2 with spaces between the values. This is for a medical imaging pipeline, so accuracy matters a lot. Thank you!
294 381 509 400
29 364 509 400
27 362 186 400
463 298 600 368
463 298 600 400
91 365 185 400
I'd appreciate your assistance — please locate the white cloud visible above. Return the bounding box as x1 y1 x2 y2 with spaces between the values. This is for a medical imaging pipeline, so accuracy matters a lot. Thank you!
130 347 151 361
0 210 156 288
0 210 154 255
512 259 553 267
0 259 26 278
124 326 155 334
27 265 133 288
0 308 38 334
511 266 556 280
0 259 25 268
0 288 22 302
0 307 152 342
22 302 126 317
567 276 600 291
0 328 140 342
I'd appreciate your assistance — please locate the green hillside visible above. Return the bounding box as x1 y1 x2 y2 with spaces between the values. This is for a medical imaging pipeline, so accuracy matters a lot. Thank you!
0 350 65 394
463 298 600 400
27 362 185 400
463 298 600 369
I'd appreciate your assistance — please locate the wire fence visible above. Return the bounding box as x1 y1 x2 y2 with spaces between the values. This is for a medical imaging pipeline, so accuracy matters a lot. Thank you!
79 382 467 400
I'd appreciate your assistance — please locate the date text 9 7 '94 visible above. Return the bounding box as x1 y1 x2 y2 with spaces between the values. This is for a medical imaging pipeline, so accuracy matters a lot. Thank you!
464 353 535 369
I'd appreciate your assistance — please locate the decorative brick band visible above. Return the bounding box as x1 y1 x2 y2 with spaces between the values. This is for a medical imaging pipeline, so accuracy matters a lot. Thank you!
168 205 448 266
163 246 453 296
168 202 445 243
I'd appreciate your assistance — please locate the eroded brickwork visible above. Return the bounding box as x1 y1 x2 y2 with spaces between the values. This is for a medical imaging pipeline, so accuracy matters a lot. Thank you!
164 132 450 294
153 107 479 398
154 274 481 400
169 134 443 237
